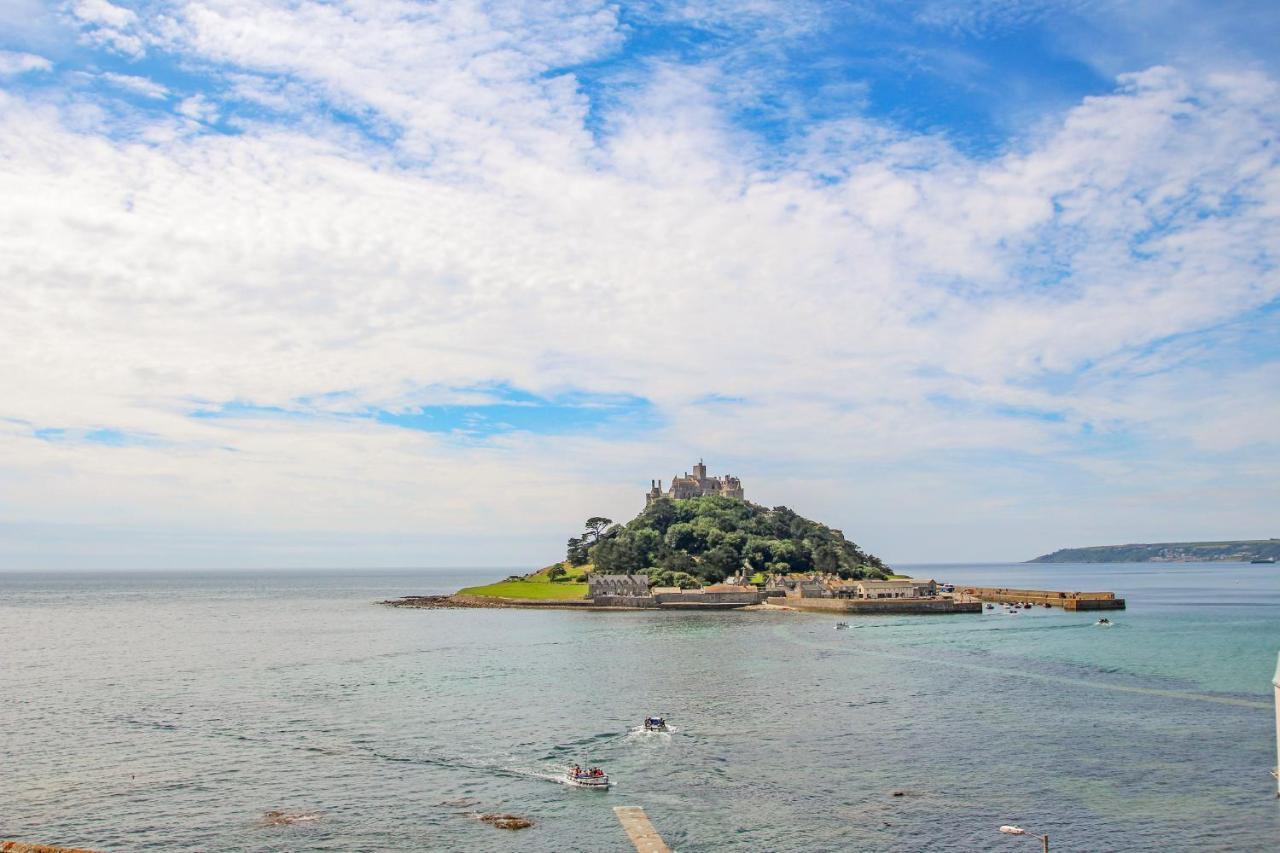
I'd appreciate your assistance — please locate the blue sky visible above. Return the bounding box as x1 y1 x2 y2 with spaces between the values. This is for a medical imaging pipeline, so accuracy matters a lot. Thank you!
0 0 1277 568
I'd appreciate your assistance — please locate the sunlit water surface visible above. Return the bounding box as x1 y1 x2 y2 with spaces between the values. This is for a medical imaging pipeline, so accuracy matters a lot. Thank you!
2 563 1278 851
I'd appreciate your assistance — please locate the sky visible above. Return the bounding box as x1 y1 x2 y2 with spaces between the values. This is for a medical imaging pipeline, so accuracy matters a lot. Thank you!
0 0 1277 569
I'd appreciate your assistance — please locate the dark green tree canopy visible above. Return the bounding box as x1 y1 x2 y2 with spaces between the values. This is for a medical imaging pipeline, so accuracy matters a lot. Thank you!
583 517 613 542
565 536 589 566
586 496 887 584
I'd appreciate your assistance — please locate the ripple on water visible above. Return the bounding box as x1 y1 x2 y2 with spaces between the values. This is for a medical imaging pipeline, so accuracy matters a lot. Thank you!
2 566 1279 851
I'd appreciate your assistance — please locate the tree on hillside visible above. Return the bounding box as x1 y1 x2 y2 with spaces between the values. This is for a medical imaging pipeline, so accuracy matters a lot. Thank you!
637 497 680 533
590 536 645 573
547 565 567 582
663 522 699 553
659 551 696 574
584 516 613 543
648 568 700 589
813 543 841 574
700 544 742 582
565 536 589 566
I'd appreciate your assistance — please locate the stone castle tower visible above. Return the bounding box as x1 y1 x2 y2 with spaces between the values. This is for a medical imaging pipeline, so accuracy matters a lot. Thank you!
646 459 744 504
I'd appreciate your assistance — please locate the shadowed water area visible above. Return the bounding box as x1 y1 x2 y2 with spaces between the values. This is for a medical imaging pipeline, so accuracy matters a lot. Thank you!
2 563 1278 851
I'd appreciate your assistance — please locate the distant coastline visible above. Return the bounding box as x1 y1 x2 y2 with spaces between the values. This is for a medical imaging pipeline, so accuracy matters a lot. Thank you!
1029 539 1280 563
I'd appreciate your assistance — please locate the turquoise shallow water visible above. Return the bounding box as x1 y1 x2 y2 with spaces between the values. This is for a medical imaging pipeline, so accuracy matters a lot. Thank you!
2 563 1278 851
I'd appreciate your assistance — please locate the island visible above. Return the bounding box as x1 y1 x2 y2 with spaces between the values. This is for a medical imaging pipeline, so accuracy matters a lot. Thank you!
1029 539 1280 563
384 460 986 615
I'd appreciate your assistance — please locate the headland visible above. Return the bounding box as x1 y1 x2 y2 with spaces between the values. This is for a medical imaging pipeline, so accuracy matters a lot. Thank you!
1030 539 1280 563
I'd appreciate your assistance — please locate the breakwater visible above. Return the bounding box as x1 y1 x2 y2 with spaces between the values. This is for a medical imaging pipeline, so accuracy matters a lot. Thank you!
956 586 1125 610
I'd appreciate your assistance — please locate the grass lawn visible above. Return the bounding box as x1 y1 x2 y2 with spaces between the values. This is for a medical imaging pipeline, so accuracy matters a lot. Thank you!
457 562 591 600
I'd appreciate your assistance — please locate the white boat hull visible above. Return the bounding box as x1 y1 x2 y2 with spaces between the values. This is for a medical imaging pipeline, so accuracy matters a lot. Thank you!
566 774 609 788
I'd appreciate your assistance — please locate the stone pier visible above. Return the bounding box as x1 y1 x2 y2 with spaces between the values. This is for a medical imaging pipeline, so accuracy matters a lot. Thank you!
614 806 670 853
956 586 1126 610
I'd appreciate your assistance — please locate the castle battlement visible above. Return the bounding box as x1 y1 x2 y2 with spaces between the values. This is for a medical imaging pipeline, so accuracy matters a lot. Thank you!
646 459 744 504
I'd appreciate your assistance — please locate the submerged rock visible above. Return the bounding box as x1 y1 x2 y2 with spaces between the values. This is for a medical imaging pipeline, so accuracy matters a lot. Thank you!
261 810 323 826
477 813 535 830
380 595 479 609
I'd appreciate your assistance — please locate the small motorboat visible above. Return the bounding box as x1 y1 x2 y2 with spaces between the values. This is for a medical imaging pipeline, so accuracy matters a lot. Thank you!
834 622 850 630
1095 618 1112 626
1022 603 1032 609
985 603 994 610
643 716 668 732
566 766 609 788
1042 603 1052 608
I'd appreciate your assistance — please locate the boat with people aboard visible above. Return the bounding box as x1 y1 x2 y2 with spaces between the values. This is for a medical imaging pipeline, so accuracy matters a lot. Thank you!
834 622 849 629
566 765 609 788
1096 617 1112 626
643 716 668 732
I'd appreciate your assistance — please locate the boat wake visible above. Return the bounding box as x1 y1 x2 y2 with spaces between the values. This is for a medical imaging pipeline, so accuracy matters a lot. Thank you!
625 724 677 741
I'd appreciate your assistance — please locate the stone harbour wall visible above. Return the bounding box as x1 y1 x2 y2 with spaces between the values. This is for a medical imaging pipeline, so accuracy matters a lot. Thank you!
778 597 982 615
590 595 660 608
956 587 1126 610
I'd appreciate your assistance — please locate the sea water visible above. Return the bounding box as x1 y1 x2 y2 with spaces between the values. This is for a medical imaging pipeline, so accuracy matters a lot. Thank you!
2 563 1277 851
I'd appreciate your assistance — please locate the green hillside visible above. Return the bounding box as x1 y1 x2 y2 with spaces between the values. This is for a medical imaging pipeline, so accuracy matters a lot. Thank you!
458 562 591 600
1029 539 1280 563
578 496 888 587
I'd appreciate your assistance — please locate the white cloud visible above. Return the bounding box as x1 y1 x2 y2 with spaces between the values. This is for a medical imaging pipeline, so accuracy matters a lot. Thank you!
67 0 145 57
0 49 52 75
176 93 217 122
100 71 168 99
0 2 1277 566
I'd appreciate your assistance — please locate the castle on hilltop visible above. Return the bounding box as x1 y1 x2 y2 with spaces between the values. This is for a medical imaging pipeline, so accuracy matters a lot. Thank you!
645 460 744 505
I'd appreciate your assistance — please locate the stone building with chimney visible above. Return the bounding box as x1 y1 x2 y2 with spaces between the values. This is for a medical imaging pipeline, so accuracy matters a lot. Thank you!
645 459 745 504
